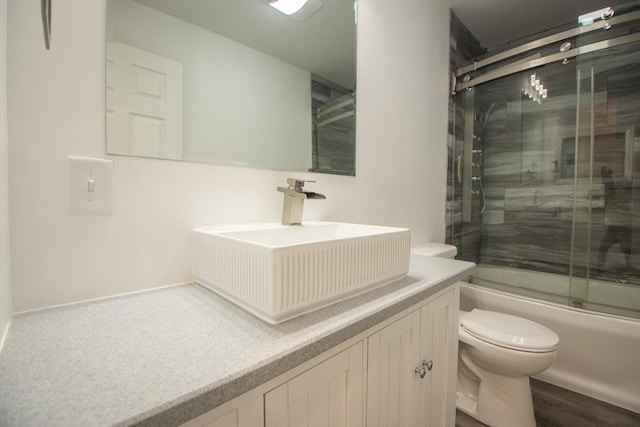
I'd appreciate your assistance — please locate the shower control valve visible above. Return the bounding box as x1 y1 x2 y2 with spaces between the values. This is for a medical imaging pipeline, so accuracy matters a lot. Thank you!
471 176 482 182
472 149 483 156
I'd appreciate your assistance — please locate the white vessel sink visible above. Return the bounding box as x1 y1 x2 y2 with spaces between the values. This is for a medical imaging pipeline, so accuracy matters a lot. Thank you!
193 222 411 324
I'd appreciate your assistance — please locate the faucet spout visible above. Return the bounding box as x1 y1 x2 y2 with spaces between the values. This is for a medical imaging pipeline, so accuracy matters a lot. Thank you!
301 191 326 200
277 178 325 225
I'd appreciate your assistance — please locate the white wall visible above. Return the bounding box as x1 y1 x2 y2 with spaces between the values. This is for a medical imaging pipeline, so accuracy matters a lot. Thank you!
109 0 312 171
0 0 12 344
6 0 451 313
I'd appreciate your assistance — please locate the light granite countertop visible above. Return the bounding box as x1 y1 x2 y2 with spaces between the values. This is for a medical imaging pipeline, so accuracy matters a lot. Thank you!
0 255 474 427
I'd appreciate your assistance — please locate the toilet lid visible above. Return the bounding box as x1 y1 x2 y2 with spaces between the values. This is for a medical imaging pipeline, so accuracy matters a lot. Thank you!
461 309 559 352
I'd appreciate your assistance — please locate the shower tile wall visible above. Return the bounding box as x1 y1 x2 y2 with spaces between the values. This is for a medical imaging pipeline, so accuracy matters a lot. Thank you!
312 80 355 176
313 110 355 175
455 41 640 285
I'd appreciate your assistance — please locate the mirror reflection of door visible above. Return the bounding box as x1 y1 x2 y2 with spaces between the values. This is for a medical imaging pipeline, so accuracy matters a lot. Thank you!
106 42 184 160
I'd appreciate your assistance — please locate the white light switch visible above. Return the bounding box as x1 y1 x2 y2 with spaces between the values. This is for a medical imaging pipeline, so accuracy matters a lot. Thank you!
68 156 113 214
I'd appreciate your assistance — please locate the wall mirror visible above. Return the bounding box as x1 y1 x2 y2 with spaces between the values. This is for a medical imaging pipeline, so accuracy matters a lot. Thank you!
105 0 357 175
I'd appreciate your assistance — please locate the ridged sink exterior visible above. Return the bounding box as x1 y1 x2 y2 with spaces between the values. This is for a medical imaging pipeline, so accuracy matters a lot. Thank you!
193 222 411 324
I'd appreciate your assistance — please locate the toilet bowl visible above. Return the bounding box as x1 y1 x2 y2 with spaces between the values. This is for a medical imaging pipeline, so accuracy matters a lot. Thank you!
457 309 559 427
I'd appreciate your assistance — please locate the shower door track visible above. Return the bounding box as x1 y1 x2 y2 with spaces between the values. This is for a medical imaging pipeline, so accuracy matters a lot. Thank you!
454 11 640 92
456 32 640 92
455 10 640 77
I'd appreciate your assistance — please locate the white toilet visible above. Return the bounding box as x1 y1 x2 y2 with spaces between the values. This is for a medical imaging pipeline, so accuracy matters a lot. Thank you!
411 244 560 427
457 309 559 427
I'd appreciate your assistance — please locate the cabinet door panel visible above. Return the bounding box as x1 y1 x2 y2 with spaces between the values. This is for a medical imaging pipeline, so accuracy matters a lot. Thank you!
200 396 263 427
421 289 457 427
367 310 422 427
203 411 235 427
265 342 364 427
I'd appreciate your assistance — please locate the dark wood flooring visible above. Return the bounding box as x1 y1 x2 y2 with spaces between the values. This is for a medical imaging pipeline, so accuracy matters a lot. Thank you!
455 378 640 427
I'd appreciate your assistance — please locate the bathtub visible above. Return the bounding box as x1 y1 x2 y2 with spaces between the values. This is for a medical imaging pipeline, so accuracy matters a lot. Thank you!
460 280 640 413
472 264 640 318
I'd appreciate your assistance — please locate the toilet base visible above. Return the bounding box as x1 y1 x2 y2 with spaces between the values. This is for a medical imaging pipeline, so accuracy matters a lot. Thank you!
457 350 536 427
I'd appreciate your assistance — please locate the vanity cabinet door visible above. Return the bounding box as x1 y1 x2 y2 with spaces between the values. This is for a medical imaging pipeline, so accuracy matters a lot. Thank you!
182 395 263 427
366 289 458 427
419 289 457 427
366 309 423 427
265 341 365 427
201 397 262 427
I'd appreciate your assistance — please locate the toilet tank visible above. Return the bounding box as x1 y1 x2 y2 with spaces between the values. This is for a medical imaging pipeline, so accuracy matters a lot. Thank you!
411 243 458 259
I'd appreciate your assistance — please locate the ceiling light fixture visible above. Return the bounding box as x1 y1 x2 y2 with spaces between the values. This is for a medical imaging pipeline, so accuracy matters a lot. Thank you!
268 0 322 20
269 0 307 15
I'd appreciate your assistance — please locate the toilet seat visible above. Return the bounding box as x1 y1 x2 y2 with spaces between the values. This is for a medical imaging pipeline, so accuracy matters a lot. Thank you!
461 309 559 352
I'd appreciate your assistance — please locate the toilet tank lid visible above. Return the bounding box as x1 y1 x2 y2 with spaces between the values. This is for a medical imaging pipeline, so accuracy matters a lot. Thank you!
461 309 559 351
411 243 457 258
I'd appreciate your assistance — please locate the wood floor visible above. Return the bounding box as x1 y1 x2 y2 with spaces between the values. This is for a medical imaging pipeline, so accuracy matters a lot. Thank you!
455 378 640 427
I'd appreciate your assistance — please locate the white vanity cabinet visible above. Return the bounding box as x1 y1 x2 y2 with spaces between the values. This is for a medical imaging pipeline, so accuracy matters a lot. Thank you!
182 286 458 427
366 307 422 426
366 288 457 427
265 341 365 427
421 288 457 427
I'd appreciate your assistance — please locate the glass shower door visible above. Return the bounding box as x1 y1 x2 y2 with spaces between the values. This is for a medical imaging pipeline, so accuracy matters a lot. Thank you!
453 59 582 305
451 4 640 319
570 10 640 317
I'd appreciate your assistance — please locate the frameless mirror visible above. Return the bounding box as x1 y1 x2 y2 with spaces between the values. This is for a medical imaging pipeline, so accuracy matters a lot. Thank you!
105 0 356 175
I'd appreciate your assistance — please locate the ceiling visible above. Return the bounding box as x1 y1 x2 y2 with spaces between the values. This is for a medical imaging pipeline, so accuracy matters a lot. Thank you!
450 0 621 49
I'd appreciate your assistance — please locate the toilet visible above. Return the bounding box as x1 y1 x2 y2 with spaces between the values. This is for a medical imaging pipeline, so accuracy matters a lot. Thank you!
411 244 560 427
457 309 559 427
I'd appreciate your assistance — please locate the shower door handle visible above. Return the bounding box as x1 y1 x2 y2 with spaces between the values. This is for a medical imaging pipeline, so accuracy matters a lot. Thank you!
456 155 463 184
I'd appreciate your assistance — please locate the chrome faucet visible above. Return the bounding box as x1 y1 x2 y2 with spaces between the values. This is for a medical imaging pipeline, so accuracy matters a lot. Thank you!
277 178 326 225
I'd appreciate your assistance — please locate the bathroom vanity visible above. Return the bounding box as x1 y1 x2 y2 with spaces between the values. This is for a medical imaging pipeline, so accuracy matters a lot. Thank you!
0 255 474 427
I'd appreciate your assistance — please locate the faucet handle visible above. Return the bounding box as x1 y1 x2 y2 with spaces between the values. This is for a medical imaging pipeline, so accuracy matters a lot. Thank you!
286 178 315 190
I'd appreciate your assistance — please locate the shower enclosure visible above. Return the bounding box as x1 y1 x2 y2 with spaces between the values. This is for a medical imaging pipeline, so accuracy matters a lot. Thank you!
311 78 356 176
450 5 640 319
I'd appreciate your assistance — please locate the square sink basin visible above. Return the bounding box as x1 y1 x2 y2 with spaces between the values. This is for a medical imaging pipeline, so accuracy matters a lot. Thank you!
193 222 411 324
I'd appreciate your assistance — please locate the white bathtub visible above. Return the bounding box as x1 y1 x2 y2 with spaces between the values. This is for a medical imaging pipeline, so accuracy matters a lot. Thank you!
472 264 640 318
460 280 640 413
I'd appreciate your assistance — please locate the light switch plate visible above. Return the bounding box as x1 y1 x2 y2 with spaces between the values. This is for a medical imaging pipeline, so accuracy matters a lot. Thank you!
68 156 113 214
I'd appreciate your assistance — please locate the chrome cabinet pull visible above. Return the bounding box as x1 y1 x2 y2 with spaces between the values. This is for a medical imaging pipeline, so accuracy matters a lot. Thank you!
415 360 433 379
